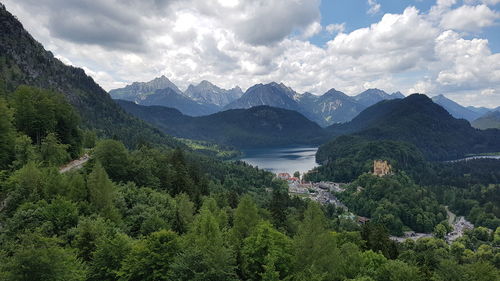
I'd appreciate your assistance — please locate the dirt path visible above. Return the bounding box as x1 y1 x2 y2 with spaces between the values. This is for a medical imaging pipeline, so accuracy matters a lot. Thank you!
59 154 90 173
445 206 456 226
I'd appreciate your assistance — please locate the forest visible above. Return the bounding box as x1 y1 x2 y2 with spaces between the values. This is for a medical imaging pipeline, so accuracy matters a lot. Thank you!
0 86 499 281
305 133 500 237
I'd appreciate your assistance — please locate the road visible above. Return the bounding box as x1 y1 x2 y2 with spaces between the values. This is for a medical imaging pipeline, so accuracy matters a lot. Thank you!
59 154 90 173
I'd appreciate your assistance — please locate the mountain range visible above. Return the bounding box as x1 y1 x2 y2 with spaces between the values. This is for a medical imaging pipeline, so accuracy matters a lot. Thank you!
109 77 411 126
110 75 500 128
354 88 405 107
185 80 243 107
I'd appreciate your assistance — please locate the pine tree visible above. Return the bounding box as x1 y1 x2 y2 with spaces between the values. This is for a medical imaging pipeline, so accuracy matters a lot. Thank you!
0 99 16 169
87 162 120 222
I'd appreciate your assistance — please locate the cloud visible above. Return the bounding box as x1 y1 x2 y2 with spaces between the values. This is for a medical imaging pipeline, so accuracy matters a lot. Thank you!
441 4 499 32
367 0 381 15
230 0 321 45
2 0 500 107
325 23 345 34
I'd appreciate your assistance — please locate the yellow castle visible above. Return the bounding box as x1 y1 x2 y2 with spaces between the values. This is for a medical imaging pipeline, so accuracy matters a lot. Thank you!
373 160 391 176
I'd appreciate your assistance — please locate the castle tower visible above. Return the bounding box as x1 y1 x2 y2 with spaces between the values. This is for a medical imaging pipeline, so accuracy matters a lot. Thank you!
373 160 391 176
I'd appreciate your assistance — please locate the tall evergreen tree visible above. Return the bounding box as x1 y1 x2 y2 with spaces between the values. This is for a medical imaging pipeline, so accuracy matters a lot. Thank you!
0 99 16 169
87 162 120 222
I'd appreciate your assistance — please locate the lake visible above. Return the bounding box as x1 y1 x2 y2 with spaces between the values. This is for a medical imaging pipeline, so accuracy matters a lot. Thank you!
240 146 318 176
447 155 500 162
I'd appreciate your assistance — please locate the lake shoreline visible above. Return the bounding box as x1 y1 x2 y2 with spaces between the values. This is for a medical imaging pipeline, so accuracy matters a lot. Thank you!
239 146 319 176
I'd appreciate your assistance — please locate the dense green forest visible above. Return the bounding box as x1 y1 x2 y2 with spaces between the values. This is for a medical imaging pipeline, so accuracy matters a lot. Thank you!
326 94 500 161
0 85 499 280
305 135 500 235
117 100 327 148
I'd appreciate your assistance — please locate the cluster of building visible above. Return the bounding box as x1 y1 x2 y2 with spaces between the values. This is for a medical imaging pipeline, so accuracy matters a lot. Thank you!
390 216 474 244
278 173 349 210
445 216 474 243
278 161 476 244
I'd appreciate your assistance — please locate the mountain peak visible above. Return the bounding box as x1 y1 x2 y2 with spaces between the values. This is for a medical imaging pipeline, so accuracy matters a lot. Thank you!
109 75 182 102
184 80 242 107
431 94 481 121
391 91 405 99
198 80 215 86
323 88 348 98
354 88 401 107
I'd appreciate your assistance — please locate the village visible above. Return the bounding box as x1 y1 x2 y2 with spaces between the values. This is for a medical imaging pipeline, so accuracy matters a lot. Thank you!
277 160 475 244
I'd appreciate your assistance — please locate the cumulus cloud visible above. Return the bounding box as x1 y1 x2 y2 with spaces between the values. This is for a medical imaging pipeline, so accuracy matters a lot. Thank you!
441 4 499 32
325 23 345 34
2 0 500 107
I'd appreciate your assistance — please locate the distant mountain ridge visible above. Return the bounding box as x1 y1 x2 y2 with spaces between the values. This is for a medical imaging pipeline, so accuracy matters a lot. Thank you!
185 80 243 107
139 88 220 116
117 100 328 148
110 77 242 116
325 94 500 161
299 88 367 125
109 77 411 126
354 88 404 107
431 94 483 121
109 75 183 102
223 82 301 111
472 110 500 130
108 76 499 131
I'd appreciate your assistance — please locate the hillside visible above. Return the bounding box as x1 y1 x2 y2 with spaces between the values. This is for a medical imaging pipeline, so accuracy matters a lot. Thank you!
0 5 179 148
117 100 328 148
326 94 500 161
472 110 500 129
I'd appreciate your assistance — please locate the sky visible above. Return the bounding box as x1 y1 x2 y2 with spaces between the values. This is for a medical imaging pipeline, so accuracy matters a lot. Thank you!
3 0 500 107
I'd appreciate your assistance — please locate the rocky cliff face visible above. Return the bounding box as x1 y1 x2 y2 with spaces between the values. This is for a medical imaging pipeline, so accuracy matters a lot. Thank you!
224 82 302 112
184 80 243 107
109 75 183 102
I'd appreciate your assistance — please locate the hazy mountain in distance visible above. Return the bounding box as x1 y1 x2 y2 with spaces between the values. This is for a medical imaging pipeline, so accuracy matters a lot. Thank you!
109 75 183 102
299 88 366 125
140 88 219 116
223 82 301 111
431 94 482 121
354 88 404 107
184 80 243 107
391 91 405 99
467 105 492 116
472 110 500 129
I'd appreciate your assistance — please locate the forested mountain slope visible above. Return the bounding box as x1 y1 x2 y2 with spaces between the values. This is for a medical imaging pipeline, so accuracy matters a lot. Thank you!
117 100 328 148
0 5 179 148
326 94 500 161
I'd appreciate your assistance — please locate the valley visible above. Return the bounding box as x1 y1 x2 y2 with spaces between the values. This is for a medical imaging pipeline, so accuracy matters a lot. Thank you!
0 2 499 281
